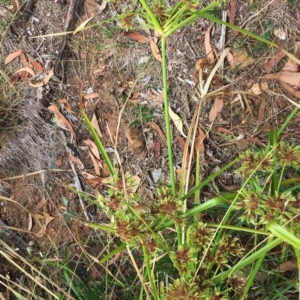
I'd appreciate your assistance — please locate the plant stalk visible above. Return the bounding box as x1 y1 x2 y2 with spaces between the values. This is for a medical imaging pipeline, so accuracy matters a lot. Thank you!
161 36 176 195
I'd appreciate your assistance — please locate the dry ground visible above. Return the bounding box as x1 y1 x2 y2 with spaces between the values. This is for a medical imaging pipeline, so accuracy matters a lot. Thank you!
1 0 300 299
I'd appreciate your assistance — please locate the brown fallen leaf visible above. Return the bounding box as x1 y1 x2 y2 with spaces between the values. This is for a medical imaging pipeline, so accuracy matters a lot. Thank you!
227 49 255 70
91 113 103 137
229 0 237 25
89 150 100 176
108 251 121 266
209 97 224 122
84 92 100 100
4 49 23 65
69 153 84 170
20 52 29 67
125 127 146 154
84 139 100 160
263 50 286 73
279 81 300 98
33 213 54 238
59 98 74 113
12 0 20 12
282 42 300 72
13 67 35 77
145 122 166 145
216 127 232 135
205 23 215 64
278 260 298 272
31 60 44 73
150 39 162 63
263 71 300 87
195 128 206 153
257 100 266 123
169 106 187 138
29 68 54 87
125 31 149 43
48 104 77 142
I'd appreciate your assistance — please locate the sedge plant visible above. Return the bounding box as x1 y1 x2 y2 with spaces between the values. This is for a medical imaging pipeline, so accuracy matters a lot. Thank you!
77 0 300 299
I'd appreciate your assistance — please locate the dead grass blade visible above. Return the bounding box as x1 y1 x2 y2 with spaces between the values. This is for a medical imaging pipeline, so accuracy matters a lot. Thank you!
0 240 76 300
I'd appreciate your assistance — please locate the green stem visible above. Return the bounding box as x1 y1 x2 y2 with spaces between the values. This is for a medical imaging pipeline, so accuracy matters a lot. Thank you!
99 243 126 264
143 246 159 300
269 129 278 195
212 237 283 284
164 1 185 28
194 151 201 205
164 2 222 37
80 104 116 177
160 195 233 230
294 248 300 300
278 105 299 137
163 5 187 32
138 0 163 34
181 159 238 201
161 36 176 195
242 237 273 298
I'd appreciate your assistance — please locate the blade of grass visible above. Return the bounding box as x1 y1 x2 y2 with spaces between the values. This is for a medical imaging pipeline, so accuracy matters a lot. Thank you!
80 96 116 177
161 35 176 195
212 237 283 284
266 221 300 250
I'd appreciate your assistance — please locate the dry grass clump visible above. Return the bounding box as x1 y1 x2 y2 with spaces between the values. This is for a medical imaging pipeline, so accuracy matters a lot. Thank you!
0 80 55 175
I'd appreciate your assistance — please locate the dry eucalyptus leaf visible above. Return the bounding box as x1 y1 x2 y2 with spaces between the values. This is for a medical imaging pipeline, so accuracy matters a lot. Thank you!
59 98 74 113
263 71 300 87
29 68 54 87
91 113 103 137
195 128 206 153
84 139 100 160
48 104 77 142
4 49 23 65
88 150 100 176
145 122 166 145
150 39 162 62
209 97 224 122
282 42 300 72
84 92 100 99
205 23 215 64
125 31 149 43
169 106 187 138
125 127 146 154
20 52 29 67
31 60 44 73
69 153 85 170
13 67 35 77
279 81 300 98
263 50 286 73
